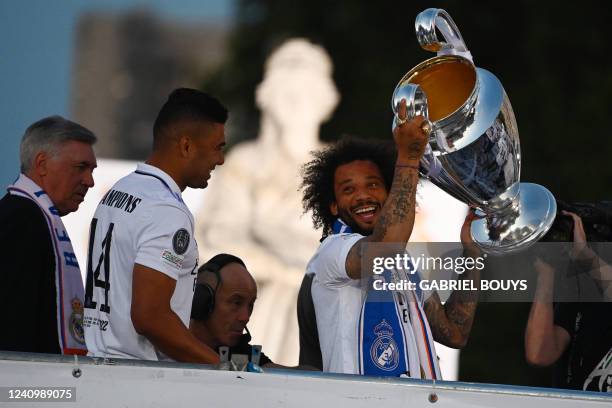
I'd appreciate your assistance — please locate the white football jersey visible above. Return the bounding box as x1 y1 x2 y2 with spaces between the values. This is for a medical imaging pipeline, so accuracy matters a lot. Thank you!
83 163 198 360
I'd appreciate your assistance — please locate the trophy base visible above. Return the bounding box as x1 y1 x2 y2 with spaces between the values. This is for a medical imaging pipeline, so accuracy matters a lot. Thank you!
471 183 557 255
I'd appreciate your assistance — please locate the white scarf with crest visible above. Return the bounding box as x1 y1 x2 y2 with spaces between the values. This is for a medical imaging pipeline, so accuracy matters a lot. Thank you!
8 174 87 355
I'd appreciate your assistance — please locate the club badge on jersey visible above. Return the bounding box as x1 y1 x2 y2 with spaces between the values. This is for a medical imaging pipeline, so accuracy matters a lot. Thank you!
83 163 199 360
331 218 441 379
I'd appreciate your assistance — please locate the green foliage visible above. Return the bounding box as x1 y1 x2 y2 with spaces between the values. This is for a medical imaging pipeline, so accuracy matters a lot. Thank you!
204 0 612 202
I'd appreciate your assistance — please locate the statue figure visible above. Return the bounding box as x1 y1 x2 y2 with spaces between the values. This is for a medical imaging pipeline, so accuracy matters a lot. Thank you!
196 38 340 365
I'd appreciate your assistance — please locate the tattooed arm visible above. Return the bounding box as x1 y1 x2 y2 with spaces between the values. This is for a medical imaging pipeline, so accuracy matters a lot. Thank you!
424 210 482 348
345 100 429 280
424 289 478 349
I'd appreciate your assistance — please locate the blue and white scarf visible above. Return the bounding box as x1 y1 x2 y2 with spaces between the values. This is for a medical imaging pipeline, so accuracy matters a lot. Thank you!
8 174 87 355
332 219 441 379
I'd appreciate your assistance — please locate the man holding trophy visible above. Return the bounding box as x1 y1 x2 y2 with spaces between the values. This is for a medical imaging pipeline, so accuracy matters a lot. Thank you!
299 7 559 379
300 102 482 377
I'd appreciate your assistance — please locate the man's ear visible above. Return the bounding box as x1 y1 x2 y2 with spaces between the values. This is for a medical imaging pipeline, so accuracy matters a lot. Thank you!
33 151 49 176
330 201 338 216
177 134 192 158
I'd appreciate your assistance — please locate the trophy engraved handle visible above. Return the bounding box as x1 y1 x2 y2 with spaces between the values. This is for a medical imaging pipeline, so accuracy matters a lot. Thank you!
415 8 473 61
391 82 435 151
391 83 442 178
391 83 432 134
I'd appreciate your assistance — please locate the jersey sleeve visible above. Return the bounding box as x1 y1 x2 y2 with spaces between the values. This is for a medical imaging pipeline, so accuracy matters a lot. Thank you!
134 203 193 280
310 234 363 286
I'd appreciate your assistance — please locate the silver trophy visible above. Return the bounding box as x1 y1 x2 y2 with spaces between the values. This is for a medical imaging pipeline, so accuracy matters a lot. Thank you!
392 8 556 254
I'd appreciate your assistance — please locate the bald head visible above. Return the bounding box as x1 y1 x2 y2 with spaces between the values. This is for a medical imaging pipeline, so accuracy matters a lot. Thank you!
192 260 257 348
197 262 257 295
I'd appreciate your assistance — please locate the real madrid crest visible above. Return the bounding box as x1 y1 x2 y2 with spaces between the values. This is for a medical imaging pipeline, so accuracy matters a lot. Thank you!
69 297 85 345
370 319 400 371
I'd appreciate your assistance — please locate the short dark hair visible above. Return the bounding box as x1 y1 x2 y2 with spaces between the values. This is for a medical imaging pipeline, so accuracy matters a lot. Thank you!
301 136 396 236
153 88 228 146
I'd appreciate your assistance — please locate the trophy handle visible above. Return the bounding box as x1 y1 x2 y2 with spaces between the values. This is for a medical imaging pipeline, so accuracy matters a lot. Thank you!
415 8 473 62
391 83 437 147
391 83 429 124
391 83 441 177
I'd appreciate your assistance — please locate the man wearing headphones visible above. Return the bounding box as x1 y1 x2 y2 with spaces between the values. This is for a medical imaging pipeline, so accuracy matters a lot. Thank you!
189 254 274 367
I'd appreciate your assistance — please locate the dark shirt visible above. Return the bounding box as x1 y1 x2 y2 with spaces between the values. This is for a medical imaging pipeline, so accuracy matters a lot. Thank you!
297 273 323 370
0 193 60 353
222 333 272 366
553 302 612 391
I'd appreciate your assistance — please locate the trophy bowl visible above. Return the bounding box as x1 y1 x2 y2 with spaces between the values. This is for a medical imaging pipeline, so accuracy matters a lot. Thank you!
392 8 556 254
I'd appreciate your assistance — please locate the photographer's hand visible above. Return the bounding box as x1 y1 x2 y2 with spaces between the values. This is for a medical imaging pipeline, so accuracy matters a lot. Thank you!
563 210 612 300
562 210 590 260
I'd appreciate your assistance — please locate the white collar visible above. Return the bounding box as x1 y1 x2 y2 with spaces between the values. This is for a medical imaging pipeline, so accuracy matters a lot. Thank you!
135 163 184 203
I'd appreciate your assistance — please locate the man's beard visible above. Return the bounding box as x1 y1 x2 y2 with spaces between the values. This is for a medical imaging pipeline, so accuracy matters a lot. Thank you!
337 207 374 236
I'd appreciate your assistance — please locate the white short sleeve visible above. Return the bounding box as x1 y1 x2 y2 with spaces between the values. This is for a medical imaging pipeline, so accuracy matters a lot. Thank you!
134 204 193 280
309 233 363 286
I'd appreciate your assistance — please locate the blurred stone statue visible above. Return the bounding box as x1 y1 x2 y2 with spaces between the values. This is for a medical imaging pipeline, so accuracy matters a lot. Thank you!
195 38 340 365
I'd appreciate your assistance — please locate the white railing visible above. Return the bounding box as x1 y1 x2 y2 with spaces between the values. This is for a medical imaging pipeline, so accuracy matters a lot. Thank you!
0 351 610 407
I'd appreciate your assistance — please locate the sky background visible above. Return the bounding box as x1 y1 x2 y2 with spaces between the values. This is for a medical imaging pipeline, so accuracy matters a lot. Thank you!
0 0 232 190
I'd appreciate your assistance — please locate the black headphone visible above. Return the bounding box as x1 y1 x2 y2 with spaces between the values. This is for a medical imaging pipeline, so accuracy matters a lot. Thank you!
191 253 246 322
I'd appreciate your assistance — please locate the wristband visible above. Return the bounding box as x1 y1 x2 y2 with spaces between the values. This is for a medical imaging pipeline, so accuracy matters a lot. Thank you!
395 163 420 171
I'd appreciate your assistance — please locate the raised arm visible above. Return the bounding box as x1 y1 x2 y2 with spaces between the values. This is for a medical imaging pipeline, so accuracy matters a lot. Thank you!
563 210 612 300
424 209 482 348
524 258 570 366
345 100 429 279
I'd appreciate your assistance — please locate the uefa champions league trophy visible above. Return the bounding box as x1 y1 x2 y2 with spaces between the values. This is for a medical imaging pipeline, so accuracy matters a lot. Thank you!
392 8 556 254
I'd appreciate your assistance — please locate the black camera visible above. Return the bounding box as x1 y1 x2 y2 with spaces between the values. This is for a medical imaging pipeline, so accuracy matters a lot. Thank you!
540 200 612 242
